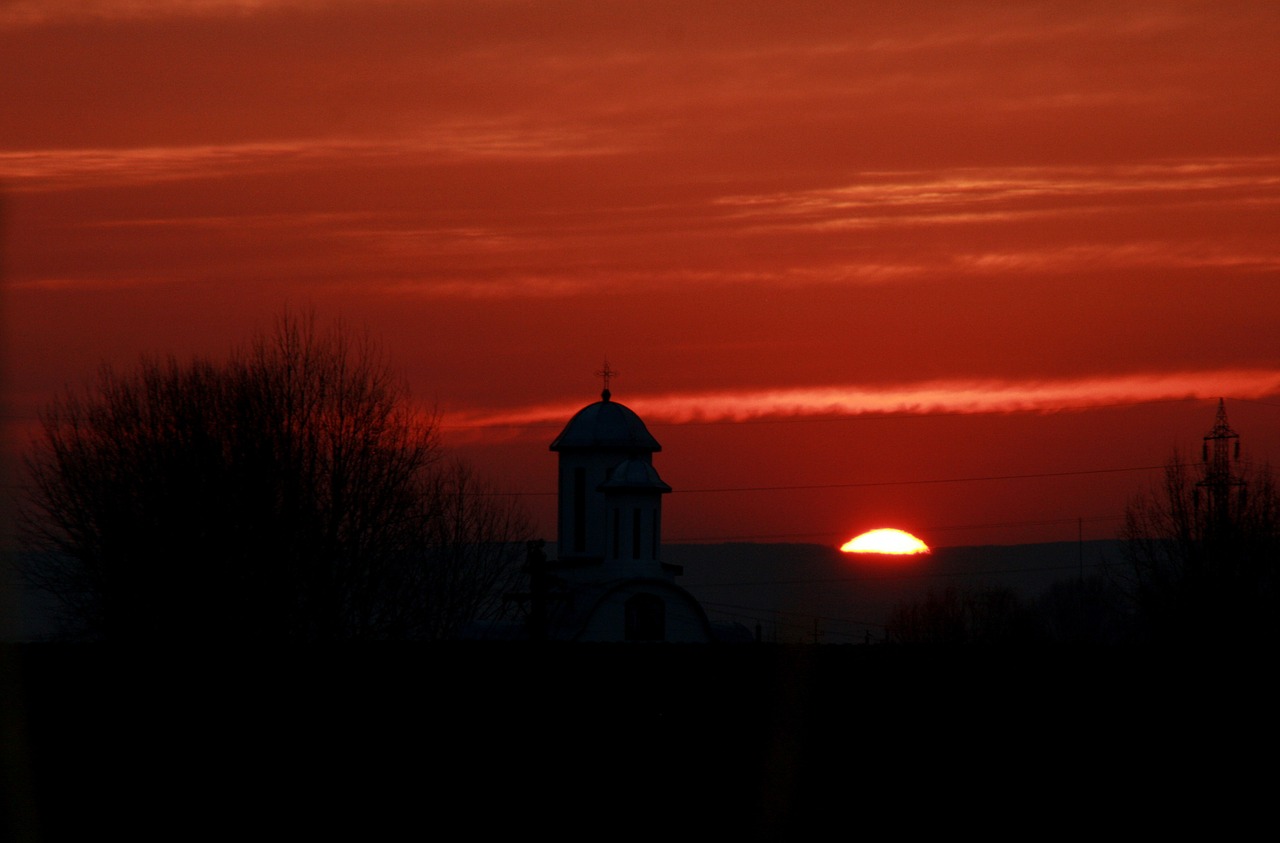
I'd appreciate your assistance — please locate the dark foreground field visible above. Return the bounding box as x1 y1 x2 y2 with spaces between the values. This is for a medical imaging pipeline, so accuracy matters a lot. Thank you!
2 643 1271 839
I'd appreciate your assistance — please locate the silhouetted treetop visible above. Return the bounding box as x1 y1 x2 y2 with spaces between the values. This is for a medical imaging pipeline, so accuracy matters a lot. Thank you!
1119 402 1280 644
21 314 529 641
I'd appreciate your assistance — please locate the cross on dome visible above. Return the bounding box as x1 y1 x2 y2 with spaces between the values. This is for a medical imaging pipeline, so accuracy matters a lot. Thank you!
595 360 618 401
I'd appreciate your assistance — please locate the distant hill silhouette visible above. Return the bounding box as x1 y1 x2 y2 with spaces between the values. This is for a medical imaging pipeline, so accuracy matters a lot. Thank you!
668 540 1122 642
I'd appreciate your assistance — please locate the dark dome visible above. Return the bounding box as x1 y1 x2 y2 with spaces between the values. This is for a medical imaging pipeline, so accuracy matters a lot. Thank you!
550 393 662 452
599 458 671 492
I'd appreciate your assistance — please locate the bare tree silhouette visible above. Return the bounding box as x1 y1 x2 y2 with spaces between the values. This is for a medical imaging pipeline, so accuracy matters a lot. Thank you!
19 314 530 641
1120 405 1280 643
402 460 530 641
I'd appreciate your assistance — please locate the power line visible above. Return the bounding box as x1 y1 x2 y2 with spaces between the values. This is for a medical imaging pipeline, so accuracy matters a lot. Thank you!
687 560 1109 592
665 514 1122 543
1230 396 1280 410
478 463 1166 498
675 464 1165 494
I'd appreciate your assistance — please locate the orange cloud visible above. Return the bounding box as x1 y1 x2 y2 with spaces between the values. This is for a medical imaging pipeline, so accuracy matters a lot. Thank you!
715 157 1280 233
443 369 1280 433
0 124 628 192
0 0 336 28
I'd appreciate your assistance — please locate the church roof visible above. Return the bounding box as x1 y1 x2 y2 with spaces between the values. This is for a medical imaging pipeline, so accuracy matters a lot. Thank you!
549 390 662 452
600 458 672 493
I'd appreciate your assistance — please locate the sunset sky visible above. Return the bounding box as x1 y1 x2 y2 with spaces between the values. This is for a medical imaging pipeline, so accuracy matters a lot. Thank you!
4 1 1280 549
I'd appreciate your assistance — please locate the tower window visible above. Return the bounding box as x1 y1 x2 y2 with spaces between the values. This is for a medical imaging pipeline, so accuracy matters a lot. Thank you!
632 508 642 559
573 467 586 553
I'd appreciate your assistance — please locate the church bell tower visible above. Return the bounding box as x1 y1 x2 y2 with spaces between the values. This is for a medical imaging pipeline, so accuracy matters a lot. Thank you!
548 366 672 578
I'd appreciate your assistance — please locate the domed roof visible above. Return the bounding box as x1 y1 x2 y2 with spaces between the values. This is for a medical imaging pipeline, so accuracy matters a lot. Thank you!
550 390 662 452
600 458 671 493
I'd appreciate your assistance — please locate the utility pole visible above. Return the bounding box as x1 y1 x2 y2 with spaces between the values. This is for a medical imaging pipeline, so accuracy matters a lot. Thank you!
1078 517 1084 584
1078 516 1085 636
1197 399 1246 547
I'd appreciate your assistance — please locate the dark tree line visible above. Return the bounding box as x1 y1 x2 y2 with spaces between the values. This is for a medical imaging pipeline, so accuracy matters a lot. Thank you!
887 402 1279 646
1120 449 1280 644
19 316 530 641
886 577 1129 645
886 584 1045 645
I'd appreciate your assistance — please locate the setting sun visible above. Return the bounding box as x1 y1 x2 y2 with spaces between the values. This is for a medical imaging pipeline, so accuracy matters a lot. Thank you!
841 528 930 555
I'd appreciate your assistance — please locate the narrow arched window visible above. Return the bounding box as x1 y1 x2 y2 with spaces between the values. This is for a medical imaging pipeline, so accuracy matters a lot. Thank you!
573 467 586 553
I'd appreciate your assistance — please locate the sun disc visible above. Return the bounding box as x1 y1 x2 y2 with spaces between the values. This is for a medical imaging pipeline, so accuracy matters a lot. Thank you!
840 528 930 555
